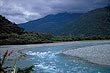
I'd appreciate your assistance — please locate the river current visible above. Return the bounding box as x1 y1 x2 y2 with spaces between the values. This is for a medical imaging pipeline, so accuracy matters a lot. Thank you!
1 41 110 73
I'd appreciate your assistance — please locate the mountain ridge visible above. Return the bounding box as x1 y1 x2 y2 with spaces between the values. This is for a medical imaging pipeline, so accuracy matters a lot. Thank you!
0 15 24 34
19 12 82 35
19 6 110 37
0 15 54 45
61 6 110 36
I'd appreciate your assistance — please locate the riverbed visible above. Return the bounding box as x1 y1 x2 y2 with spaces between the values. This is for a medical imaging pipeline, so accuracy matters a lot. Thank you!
0 40 110 73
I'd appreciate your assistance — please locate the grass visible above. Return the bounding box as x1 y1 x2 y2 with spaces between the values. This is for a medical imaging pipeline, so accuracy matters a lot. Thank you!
0 50 35 73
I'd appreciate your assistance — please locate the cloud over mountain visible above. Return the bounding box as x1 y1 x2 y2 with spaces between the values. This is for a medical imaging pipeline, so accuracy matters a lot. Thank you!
0 0 109 23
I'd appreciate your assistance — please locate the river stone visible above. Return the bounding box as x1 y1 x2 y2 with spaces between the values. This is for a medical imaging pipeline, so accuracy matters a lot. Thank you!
62 44 110 66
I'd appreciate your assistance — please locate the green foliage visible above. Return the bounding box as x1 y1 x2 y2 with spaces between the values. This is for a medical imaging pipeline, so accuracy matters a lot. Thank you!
0 50 35 73
0 33 53 45
0 32 110 45
17 65 35 73
52 36 73 42
52 36 110 42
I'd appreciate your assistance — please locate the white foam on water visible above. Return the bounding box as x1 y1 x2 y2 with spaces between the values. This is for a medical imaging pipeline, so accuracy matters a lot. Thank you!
35 64 49 69
30 57 35 60
26 50 57 59
36 52 48 58
35 63 57 73
26 51 37 55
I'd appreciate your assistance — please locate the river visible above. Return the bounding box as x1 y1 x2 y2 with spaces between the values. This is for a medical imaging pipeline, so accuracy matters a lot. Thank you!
0 41 110 73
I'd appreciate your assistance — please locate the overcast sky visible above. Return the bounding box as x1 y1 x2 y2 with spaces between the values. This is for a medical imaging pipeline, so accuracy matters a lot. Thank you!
0 0 109 24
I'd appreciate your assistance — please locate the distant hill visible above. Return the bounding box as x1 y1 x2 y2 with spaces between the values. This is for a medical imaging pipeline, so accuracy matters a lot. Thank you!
19 13 82 35
61 6 110 37
19 7 110 37
0 15 53 45
0 15 24 34
0 7 110 45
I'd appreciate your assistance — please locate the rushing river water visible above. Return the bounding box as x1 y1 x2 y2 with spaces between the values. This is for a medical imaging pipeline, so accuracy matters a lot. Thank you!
1 41 110 73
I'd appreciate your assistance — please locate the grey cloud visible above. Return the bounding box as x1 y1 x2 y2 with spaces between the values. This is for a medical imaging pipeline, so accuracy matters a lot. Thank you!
0 0 109 23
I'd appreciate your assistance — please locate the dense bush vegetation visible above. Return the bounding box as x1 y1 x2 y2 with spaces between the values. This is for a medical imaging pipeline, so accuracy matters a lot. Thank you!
52 36 110 42
0 33 54 45
0 33 109 45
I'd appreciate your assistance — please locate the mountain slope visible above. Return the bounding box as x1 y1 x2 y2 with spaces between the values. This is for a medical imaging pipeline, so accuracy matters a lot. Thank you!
19 6 110 37
0 15 24 34
19 13 82 35
0 15 54 45
61 6 110 37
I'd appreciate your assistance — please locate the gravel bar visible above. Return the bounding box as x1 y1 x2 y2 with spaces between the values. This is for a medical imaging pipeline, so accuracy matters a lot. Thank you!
62 44 110 66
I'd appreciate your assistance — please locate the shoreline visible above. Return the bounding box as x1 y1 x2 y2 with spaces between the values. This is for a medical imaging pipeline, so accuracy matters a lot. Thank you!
0 40 110 48
0 40 110 54
0 40 110 65
0 39 110 46
62 44 110 66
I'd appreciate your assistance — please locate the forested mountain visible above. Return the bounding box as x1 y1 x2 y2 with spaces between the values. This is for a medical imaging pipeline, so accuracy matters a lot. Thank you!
19 13 82 35
0 15 24 34
0 15 53 45
0 6 110 45
19 6 110 37
61 6 110 37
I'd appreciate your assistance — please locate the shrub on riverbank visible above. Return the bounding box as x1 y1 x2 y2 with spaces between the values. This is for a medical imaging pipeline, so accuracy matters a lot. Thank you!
0 33 110 45
0 33 53 45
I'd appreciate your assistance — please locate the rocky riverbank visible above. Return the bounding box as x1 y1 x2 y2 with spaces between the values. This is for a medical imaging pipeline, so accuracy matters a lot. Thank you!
62 44 110 66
